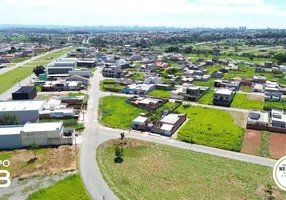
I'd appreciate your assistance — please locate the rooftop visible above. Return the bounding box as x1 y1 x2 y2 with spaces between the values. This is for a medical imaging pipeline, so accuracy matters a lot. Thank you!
0 100 46 112
22 122 63 133
214 88 234 96
0 126 22 136
160 114 181 125
133 116 148 123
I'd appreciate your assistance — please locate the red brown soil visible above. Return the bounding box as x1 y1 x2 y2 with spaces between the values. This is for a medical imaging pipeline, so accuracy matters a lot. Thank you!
247 94 264 101
269 133 286 159
241 129 262 155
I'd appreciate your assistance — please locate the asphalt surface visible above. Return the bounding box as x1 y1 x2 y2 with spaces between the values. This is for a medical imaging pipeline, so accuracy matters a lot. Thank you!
79 69 277 200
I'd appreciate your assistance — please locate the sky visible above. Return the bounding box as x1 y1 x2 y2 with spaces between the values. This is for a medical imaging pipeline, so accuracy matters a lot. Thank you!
0 0 286 28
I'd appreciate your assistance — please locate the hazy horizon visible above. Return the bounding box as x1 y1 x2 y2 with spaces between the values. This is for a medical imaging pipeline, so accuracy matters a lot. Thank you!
1 0 286 29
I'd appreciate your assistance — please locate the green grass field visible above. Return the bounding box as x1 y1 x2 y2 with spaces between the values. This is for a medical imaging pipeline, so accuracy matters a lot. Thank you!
98 96 145 129
27 174 90 200
10 57 30 63
177 105 244 151
97 139 284 200
198 90 213 105
231 93 264 110
193 79 215 89
33 47 75 62
0 67 34 94
148 89 171 98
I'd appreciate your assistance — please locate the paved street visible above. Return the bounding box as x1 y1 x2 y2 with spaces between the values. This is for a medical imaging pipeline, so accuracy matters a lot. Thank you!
0 74 36 100
79 69 277 200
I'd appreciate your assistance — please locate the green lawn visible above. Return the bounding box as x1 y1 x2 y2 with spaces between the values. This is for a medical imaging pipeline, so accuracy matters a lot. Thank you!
193 79 215 89
198 90 213 105
10 57 30 63
0 67 34 94
148 90 171 98
97 139 284 200
33 47 75 62
27 174 90 200
131 72 144 81
231 93 264 110
264 99 286 110
177 105 244 151
98 96 145 129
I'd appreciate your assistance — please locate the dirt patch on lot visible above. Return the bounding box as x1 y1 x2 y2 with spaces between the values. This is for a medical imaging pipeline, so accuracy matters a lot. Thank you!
247 94 264 101
0 146 76 179
227 111 248 128
241 129 261 155
269 133 286 159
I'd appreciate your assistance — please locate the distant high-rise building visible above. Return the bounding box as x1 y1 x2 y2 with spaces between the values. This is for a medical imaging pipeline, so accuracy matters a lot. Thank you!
239 26 247 31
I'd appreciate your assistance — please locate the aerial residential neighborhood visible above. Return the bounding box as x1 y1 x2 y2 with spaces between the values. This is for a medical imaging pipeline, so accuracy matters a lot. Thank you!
1 1 286 199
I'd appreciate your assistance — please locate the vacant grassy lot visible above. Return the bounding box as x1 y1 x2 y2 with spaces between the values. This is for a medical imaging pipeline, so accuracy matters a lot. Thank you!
10 57 30 63
0 67 33 94
177 105 244 151
231 93 264 110
193 78 215 89
0 146 76 178
148 89 171 98
198 90 213 105
98 96 145 129
97 139 284 200
131 72 144 81
68 92 89 100
27 174 90 200
264 99 286 110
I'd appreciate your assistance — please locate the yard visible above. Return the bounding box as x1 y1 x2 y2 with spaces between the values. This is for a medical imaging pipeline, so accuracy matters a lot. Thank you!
27 174 90 200
231 93 264 110
0 146 76 179
177 105 245 151
98 96 145 129
148 89 171 98
97 138 284 200
0 67 34 94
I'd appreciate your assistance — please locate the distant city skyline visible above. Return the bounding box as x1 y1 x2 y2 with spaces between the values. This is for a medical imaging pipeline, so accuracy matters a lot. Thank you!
0 0 286 28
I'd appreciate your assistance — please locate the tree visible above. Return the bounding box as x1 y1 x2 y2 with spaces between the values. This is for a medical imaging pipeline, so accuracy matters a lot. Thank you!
29 144 39 160
274 53 286 64
33 65 46 77
0 113 20 125
114 146 124 163
249 54 254 61
11 47 17 53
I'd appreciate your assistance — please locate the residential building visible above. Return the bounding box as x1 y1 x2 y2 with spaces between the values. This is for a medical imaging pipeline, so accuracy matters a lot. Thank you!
66 75 89 86
151 113 187 136
247 110 269 126
271 109 286 128
213 88 235 107
102 65 121 78
143 77 162 84
122 84 155 95
253 75 267 84
132 116 149 131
